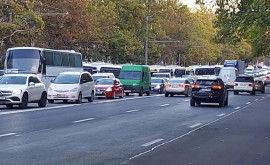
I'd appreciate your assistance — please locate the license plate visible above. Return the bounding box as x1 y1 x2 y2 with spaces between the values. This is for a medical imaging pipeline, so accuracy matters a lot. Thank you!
172 85 178 88
0 96 6 100
57 94 68 98
96 91 103 94
240 84 247 86
124 90 131 93
201 88 211 92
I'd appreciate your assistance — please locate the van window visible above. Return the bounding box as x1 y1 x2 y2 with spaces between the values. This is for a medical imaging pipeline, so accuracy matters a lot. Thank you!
61 53 69 66
119 71 141 80
53 53 62 66
75 54 82 67
44 51 54 65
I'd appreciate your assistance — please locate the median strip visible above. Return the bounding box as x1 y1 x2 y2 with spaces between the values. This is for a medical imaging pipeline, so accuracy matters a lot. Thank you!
72 118 95 123
141 139 164 147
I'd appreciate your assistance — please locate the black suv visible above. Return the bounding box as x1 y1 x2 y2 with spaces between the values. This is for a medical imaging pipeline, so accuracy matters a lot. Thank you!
190 77 228 107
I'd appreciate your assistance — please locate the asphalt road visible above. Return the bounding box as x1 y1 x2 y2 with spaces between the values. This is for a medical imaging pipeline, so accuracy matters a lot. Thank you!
0 88 269 165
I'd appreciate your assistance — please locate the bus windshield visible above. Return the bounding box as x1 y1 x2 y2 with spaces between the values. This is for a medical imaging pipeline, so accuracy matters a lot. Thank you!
6 49 41 74
195 68 215 75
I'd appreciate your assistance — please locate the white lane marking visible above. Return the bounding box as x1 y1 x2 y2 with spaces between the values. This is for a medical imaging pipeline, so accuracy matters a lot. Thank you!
126 109 140 113
0 133 16 137
234 107 241 110
160 104 169 107
15 129 51 137
141 139 164 147
189 123 202 128
246 102 251 105
255 99 259 101
128 103 252 161
217 113 226 117
183 99 189 102
72 118 95 123
0 104 78 116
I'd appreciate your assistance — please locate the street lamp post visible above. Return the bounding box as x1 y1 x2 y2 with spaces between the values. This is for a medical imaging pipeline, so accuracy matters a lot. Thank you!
145 15 150 65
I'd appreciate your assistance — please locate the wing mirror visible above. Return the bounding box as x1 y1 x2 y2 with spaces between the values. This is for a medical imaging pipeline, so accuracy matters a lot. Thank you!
29 82 35 86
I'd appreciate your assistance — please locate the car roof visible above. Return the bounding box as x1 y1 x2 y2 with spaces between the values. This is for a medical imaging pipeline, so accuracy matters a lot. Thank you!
93 73 113 76
3 74 36 77
59 72 85 75
197 77 219 80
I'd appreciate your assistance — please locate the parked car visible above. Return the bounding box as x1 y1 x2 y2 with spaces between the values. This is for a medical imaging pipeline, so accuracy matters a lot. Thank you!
48 72 95 103
234 75 255 95
0 74 47 109
92 73 115 82
119 65 151 96
165 78 191 97
95 78 124 99
264 75 270 86
190 77 228 107
254 80 265 93
151 78 166 94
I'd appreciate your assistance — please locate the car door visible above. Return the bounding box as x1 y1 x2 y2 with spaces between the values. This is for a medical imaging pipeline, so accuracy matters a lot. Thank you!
84 73 94 97
33 76 44 101
80 74 88 98
27 76 40 101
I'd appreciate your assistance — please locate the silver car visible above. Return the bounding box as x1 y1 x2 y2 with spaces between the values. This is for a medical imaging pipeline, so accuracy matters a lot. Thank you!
165 78 192 97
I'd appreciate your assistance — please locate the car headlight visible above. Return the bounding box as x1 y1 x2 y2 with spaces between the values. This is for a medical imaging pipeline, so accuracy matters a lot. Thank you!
105 87 112 92
12 89 22 95
48 87 54 92
155 85 160 89
133 83 139 86
70 87 78 92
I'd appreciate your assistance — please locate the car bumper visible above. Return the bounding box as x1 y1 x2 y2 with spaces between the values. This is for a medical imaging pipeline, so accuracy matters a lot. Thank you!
48 91 78 100
191 93 222 103
165 88 185 94
123 86 141 93
0 94 22 105
234 87 253 92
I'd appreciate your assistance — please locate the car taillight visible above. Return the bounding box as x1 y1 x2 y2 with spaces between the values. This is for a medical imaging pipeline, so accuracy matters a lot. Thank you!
179 84 186 87
212 85 222 90
234 83 238 86
192 84 200 88
249 83 253 87
165 84 171 87
255 84 259 87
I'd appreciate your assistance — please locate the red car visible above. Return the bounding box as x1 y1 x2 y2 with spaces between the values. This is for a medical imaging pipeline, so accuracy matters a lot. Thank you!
95 78 124 99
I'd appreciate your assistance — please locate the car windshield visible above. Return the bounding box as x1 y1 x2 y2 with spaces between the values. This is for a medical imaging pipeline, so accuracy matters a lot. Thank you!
53 74 80 84
196 80 219 85
151 79 163 83
246 69 253 71
93 76 107 82
235 77 253 82
0 76 27 85
119 71 141 80
96 79 114 85
195 69 215 75
169 79 185 83
154 74 169 78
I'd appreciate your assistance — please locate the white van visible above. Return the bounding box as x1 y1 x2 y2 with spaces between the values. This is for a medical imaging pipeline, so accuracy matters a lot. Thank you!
219 67 238 88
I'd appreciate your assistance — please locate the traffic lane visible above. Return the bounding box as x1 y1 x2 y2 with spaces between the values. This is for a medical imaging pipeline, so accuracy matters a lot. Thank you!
125 96 270 165
0 93 268 164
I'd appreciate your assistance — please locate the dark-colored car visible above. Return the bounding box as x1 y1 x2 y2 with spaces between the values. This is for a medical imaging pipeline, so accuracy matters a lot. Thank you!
254 80 265 93
190 77 228 107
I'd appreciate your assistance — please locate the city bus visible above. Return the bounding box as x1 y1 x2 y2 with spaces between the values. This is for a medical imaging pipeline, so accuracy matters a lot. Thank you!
4 47 83 88
99 65 122 78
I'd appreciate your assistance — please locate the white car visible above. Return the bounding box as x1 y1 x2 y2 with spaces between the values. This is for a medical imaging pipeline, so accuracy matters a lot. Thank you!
48 72 95 103
92 73 115 82
234 75 255 95
0 74 47 109
165 78 191 97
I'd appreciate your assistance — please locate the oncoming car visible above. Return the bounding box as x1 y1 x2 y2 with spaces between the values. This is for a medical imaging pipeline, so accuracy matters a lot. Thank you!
95 78 124 99
48 72 95 103
0 74 47 109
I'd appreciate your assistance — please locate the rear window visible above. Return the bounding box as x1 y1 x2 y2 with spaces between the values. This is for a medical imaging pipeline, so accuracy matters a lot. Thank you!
235 77 253 82
169 79 185 83
196 80 219 86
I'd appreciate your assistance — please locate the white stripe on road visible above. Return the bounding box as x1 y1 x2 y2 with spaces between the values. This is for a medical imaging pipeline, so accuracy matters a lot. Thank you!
234 107 241 110
183 99 189 102
72 118 95 123
141 139 164 147
217 113 226 117
0 133 16 137
160 104 169 107
189 123 202 128
255 99 259 101
246 102 251 105
126 109 140 113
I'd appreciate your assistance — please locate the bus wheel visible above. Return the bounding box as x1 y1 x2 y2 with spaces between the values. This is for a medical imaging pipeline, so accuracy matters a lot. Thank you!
139 89 143 96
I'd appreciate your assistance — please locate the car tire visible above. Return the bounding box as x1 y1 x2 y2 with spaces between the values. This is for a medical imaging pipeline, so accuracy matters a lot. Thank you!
262 87 265 93
119 91 124 98
38 92 47 107
196 101 201 106
19 93 28 109
190 99 195 106
48 99 54 103
165 93 169 97
88 91 94 102
146 88 150 96
139 89 143 96
6 104 13 108
219 97 225 107
234 90 239 95
125 93 129 96
76 92 82 104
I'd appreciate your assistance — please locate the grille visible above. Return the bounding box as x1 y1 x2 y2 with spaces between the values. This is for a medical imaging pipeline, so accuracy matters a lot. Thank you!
0 91 12 96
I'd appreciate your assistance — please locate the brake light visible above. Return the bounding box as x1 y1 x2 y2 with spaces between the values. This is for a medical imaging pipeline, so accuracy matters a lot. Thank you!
249 83 253 87
165 84 171 87
255 84 259 87
179 84 186 87
192 84 200 88
234 83 238 86
212 85 222 90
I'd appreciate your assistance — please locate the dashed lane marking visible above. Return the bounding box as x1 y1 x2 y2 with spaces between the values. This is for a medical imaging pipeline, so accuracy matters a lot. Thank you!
246 102 251 105
126 109 140 113
217 113 226 117
0 133 17 138
189 123 202 128
141 139 164 147
72 118 95 123
160 104 169 107
234 107 241 110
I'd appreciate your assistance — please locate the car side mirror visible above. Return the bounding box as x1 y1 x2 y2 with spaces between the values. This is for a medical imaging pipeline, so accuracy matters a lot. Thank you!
29 82 35 86
82 79 87 83
50 80 54 83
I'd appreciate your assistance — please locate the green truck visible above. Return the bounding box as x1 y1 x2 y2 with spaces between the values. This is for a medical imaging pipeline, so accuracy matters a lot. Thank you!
119 65 151 96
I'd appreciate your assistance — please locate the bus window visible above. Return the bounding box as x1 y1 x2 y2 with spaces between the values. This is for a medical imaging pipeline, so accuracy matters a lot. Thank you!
69 54 75 67
53 53 62 66
75 54 82 67
44 51 54 65
61 53 69 66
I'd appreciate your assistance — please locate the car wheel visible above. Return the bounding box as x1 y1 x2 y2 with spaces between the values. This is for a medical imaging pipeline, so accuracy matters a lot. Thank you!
219 97 225 107
196 101 201 106
48 99 54 103
262 87 265 93
165 93 169 97
38 92 47 107
234 90 239 95
125 93 129 96
19 93 28 109
190 99 195 106
88 91 94 102
146 88 150 96
6 104 13 108
119 90 124 98
76 92 82 104
139 89 143 96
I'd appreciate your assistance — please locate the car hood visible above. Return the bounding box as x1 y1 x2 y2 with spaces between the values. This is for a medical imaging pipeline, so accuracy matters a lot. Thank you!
0 84 26 91
95 85 113 89
49 83 78 90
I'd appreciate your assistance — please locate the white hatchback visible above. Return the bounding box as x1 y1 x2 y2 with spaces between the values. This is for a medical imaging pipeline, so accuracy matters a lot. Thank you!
0 74 47 109
48 72 95 103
